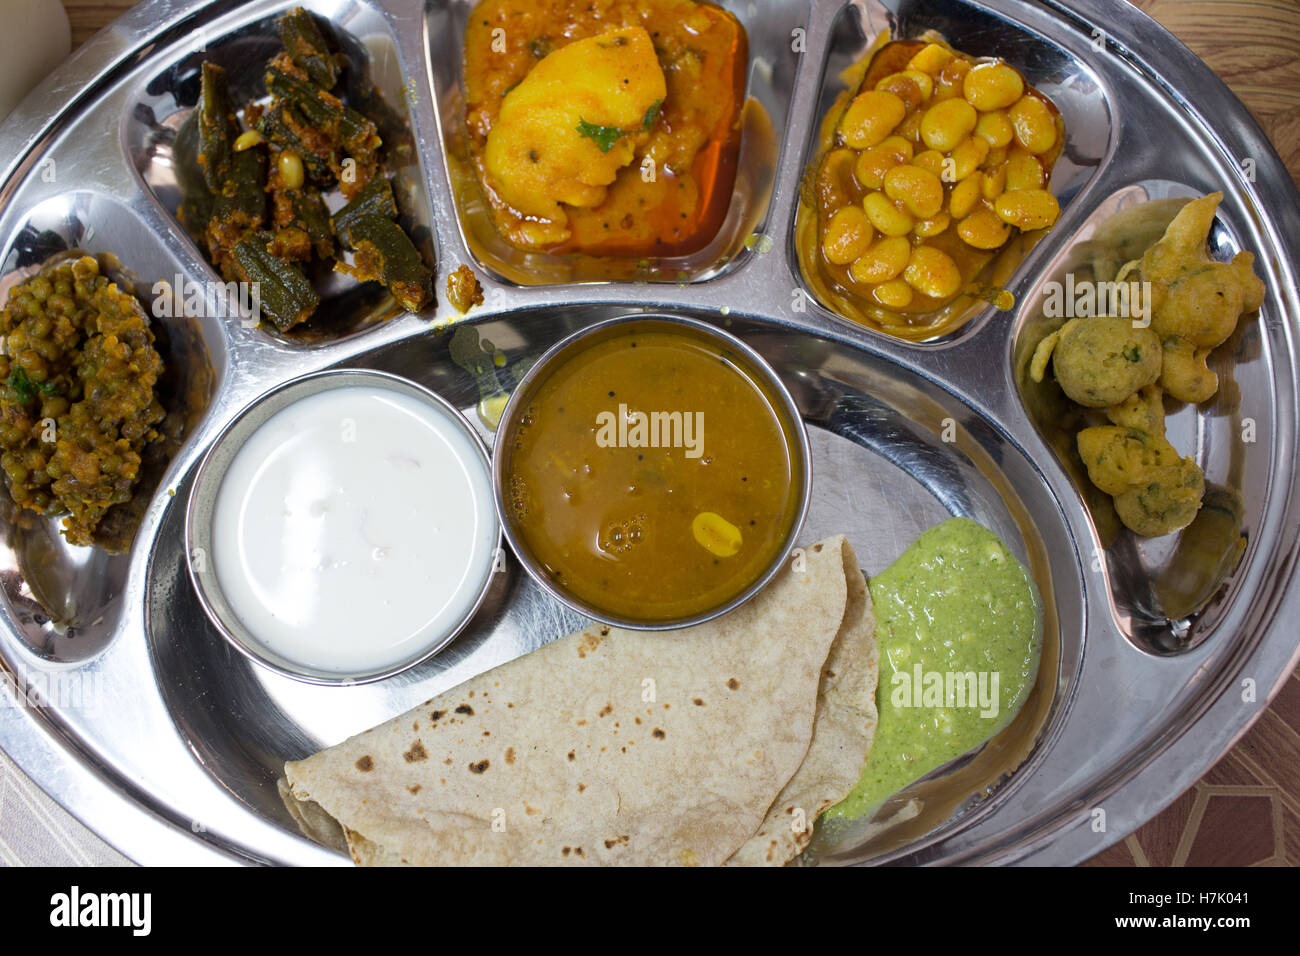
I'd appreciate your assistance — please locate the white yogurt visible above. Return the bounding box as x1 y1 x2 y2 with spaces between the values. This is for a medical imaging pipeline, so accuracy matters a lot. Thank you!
210 384 496 677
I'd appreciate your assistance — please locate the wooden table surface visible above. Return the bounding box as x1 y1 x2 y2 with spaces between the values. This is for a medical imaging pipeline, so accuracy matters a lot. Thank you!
54 0 1300 868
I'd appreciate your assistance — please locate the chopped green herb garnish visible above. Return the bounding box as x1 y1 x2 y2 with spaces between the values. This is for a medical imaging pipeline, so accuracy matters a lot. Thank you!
643 99 663 130
576 119 625 153
1122 346 1141 363
5 367 57 403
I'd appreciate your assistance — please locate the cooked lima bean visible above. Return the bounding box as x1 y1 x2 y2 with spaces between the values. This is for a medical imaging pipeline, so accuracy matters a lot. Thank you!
982 163 1007 201
907 43 954 75
949 174 984 219
1009 95 1057 154
884 164 944 218
903 246 962 298
873 277 915 308
962 62 1024 111
914 211 951 238
1005 148 1045 190
810 39 1065 320
863 192 916 236
994 188 1060 230
840 90 907 149
975 111 1014 148
822 206 875 265
957 208 1012 249
849 236 911 284
854 140 911 189
920 98 977 152
946 136 990 181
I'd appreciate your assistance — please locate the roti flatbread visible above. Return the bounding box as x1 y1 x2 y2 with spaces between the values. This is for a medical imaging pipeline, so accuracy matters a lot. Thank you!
725 549 877 865
283 535 877 866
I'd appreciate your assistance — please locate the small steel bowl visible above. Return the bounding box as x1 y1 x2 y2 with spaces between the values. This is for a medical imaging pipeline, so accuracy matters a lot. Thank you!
185 368 501 685
492 313 812 630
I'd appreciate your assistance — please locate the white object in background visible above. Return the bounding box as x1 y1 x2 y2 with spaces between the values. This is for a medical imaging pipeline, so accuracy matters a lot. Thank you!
0 0 72 123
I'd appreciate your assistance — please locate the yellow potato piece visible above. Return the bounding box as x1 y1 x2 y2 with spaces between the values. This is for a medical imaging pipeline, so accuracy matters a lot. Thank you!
484 28 667 228
692 511 742 558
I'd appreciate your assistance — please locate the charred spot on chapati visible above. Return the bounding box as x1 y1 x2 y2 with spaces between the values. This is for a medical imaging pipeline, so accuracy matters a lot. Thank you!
403 740 428 762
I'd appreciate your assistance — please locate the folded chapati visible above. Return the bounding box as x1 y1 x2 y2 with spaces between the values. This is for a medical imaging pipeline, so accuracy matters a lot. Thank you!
282 535 877 866
725 550 878 865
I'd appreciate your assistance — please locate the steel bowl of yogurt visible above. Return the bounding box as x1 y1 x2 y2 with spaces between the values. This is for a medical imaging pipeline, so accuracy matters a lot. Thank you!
186 368 501 684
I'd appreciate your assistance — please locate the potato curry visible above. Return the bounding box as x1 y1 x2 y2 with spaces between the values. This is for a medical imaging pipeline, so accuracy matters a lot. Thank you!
464 0 747 256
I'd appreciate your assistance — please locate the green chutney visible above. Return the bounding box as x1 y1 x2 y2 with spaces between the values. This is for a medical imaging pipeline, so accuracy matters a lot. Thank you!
826 516 1042 820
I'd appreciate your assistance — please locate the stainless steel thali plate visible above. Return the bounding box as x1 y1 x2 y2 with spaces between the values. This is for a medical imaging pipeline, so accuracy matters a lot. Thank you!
0 0 1296 866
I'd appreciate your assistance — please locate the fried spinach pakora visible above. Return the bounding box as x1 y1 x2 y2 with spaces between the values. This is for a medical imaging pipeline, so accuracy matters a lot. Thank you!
1031 192 1264 537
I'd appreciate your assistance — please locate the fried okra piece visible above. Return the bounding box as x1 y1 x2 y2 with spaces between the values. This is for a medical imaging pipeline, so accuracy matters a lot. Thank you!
205 146 268 280
290 191 335 260
335 215 432 313
256 99 335 183
264 63 380 195
331 175 399 243
276 7 339 90
231 232 320 330
198 62 236 192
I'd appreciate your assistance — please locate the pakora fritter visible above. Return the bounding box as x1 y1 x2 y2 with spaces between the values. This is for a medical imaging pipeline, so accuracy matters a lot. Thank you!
1132 193 1266 404
1030 192 1265 537
1040 316 1162 408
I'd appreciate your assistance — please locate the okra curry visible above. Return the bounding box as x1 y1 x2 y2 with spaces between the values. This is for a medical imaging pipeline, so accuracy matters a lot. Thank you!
179 8 431 331
463 0 747 257
500 323 803 624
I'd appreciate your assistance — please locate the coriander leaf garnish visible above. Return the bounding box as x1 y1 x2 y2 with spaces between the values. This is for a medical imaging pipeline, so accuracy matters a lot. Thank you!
1122 346 1141 363
576 119 625 153
643 99 663 130
7 368 35 403
5 368 58 403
